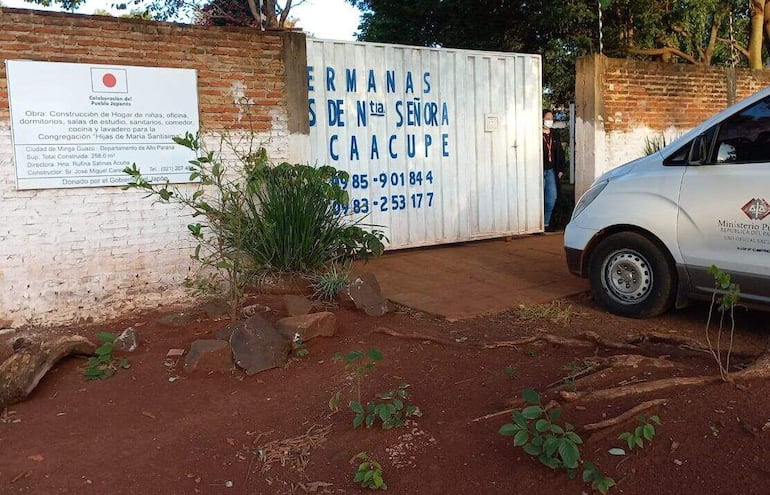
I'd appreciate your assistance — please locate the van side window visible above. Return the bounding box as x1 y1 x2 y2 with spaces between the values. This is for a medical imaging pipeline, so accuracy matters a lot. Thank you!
713 95 770 164
662 143 690 165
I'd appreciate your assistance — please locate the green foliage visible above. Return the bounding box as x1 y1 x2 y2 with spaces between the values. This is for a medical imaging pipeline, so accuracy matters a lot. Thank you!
241 162 386 273
333 347 383 402
350 0 755 106
499 389 615 493
504 364 517 379
123 132 259 320
618 415 661 450
124 131 386 319
350 383 421 429
352 452 387 490
643 134 669 156
309 263 351 301
583 461 616 495
84 332 130 380
705 265 741 381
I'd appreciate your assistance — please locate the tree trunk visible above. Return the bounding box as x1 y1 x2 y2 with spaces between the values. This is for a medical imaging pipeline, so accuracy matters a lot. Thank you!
263 0 278 29
749 0 766 69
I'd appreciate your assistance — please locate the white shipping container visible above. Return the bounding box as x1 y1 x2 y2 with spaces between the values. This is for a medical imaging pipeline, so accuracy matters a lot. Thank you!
307 40 543 249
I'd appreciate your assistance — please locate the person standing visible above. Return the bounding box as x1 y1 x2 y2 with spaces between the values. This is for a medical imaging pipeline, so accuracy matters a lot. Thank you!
542 110 565 232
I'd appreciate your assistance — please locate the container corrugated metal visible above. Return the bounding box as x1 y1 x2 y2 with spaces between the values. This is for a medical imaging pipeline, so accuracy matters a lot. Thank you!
307 40 542 249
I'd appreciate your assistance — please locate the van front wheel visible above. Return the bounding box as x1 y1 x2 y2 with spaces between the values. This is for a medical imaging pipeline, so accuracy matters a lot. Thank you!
589 232 676 318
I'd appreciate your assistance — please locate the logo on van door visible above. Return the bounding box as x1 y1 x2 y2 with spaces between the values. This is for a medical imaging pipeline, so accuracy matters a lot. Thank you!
741 198 770 221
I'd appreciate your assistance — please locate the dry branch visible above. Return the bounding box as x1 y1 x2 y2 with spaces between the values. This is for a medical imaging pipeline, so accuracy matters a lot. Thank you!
583 399 668 431
0 335 95 409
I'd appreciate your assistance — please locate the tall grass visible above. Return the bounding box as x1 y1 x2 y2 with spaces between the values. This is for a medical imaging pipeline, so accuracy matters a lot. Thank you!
242 162 385 273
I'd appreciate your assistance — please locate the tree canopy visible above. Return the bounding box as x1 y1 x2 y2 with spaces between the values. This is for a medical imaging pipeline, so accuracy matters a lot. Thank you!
349 0 768 106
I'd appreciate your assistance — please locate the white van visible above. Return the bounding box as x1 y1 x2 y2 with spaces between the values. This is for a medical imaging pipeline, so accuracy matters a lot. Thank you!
564 86 770 318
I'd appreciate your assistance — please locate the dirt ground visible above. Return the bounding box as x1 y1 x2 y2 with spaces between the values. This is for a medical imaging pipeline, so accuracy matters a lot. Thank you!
2 292 770 495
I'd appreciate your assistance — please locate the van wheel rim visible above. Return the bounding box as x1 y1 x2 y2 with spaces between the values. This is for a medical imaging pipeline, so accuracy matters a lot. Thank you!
602 250 652 304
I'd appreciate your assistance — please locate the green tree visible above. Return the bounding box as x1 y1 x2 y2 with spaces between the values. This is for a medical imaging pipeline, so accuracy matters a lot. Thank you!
349 0 762 105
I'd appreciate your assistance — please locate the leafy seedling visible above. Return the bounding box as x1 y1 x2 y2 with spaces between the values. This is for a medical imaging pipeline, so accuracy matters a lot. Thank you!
84 332 130 380
352 452 387 490
618 414 661 450
350 383 421 429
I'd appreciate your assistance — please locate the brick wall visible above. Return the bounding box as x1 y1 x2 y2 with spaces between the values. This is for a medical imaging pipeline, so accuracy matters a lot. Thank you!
0 9 309 327
575 55 770 198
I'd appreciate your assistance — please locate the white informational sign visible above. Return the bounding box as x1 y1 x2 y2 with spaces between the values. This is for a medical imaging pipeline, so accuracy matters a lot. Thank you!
6 60 200 189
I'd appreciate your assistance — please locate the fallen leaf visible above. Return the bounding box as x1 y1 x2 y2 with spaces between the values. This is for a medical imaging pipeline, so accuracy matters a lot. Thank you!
28 454 44 462
226 438 235 446
142 411 156 419
608 448 626 456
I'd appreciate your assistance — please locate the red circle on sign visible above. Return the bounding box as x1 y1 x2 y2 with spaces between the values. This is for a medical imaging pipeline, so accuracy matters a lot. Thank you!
102 73 117 88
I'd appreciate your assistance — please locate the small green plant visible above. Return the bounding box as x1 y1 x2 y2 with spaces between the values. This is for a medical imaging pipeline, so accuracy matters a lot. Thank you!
526 348 539 358
618 415 661 450
352 452 387 490
504 364 518 379
499 389 582 472
350 383 421 429
309 263 350 301
84 332 130 380
499 389 614 493
643 134 669 156
706 265 741 381
333 348 383 403
328 391 342 412
583 461 616 494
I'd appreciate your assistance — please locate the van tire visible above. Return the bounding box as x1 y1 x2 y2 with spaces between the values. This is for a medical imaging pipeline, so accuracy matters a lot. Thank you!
589 232 676 318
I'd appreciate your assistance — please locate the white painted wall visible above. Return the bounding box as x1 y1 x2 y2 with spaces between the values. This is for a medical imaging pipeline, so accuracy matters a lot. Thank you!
0 123 290 328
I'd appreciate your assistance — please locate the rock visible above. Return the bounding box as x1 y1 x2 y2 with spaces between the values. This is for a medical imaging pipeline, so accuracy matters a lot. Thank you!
184 340 233 373
155 311 201 328
347 273 389 316
200 299 232 320
213 325 235 341
241 304 271 318
275 312 337 345
166 348 185 358
0 318 13 329
113 327 138 352
283 295 313 316
335 290 356 309
228 315 290 375
257 273 313 295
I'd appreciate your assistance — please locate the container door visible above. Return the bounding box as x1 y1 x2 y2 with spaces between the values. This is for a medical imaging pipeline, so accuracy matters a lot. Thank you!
677 94 770 302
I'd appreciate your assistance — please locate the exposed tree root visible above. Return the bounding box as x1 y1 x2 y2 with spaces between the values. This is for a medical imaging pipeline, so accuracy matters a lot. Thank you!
371 327 465 347
481 333 596 350
583 399 668 431
560 376 722 402
0 335 95 409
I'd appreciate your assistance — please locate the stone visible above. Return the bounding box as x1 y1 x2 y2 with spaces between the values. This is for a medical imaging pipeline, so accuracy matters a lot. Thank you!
241 304 272 318
113 327 138 352
256 273 313 295
0 318 13 329
184 340 233 373
335 289 356 309
155 311 201 328
347 273 389 317
200 299 231 320
275 312 337 345
227 315 291 375
166 348 185 358
283 295 313 316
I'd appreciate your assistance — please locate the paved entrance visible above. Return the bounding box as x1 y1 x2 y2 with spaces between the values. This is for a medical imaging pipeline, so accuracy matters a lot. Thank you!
356 234 589 319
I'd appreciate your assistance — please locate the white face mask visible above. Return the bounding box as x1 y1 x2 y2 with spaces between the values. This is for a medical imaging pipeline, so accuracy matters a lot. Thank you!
543 119 554 129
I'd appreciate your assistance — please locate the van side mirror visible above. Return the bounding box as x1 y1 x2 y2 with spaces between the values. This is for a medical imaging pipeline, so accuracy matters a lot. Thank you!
689 134 708 165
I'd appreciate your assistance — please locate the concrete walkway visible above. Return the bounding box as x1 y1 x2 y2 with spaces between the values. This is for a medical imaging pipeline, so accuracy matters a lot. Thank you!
356 234 589 319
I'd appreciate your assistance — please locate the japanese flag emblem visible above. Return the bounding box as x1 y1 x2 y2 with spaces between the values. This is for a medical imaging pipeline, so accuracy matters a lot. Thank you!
90 68 128 93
